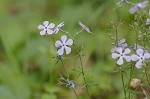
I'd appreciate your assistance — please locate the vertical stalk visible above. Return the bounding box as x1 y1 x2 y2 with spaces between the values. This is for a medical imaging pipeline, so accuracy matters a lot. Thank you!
74 90 80 99
145 67 150 86
128 65 134 99
61 60 69 78
121 70 127 99
74 44 90 99
66 32 90 98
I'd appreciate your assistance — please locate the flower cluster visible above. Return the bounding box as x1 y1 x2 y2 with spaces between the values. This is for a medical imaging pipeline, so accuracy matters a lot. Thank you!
111 39 150 69
38 21 92 56
38 21 65 35
38 21 73 55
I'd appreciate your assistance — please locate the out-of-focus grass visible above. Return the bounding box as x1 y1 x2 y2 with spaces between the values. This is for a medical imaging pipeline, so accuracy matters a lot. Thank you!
0 0 140 99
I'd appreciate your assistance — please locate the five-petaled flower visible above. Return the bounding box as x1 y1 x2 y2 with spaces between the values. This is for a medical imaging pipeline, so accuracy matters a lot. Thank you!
55 35 73 55
54 22 65 34
112 47 131 65
38 21 55 35
129 1 148 14
131 49 150 69
78 21 92 34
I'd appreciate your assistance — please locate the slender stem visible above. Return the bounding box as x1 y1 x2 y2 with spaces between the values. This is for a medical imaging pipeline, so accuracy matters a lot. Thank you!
61 60 69 78
74 44 90 99
66 32 90 98
121 70 127 99
144 67 150 86
74 90 80 99
128 65 134 99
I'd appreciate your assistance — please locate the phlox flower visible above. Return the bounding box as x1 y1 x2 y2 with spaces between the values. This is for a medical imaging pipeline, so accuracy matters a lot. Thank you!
111 38 128 52
112 47 131 65
54 22 65 34
129 1 148 14
55 35 73 55
38 21 55 35
117 0 133 5
78 21 92 34
66 79 75 89
131 49 150 69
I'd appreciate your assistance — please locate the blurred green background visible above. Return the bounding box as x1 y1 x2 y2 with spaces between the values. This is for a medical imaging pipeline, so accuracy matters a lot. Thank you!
0 0 143 99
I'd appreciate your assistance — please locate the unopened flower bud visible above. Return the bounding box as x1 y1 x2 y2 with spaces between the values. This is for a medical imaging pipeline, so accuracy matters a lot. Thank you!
130 78 141 88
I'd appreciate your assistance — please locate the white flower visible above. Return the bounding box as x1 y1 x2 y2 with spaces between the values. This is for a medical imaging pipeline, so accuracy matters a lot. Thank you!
38 21 55 35
111 38 128 52
55 35 73 55
54 22 64 34
129 1 148 14
112 47 131 65
131 49 150 69
66 79 75 89
78 21 92 34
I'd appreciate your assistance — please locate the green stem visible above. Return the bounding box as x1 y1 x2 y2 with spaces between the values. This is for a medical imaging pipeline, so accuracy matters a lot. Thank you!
66 32 90 98
145 68 150 86
74 90 80 99
128 65 134 99
61 60 69 78
121 70 127 99
74 44 90 99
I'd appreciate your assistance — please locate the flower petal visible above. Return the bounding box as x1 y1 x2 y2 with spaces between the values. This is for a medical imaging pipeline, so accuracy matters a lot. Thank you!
136 49 143 57
131 54 139 61
135 60 143 69
43 21 49 27
54 28 59 34
38 25 45 30
61 35 67 44
123 56 131 62
129 6 138 14
47 29 54 34
116 47 122 54
121 43 128 48
123 48 131 55
65 46 71 54
111 47 117 52
57 46 64 55
143 53 150 59
119 38 126 44
55 40 63 48
146 19 150 25
117 56 124 65
40 29 46 35
66 39 73 46
136 1 148 9
58 22 64 27
48 23 55 28
112 53 121 59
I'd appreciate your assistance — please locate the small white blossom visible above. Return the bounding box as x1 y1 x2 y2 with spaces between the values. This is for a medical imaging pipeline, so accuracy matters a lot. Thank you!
131 49 150 69
55 35 73 55
78 21 92 34
66 79 75 89
38 21 55 35
129 1 148 14
54 22 64 34
112 47 131 65
111 38 128 52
